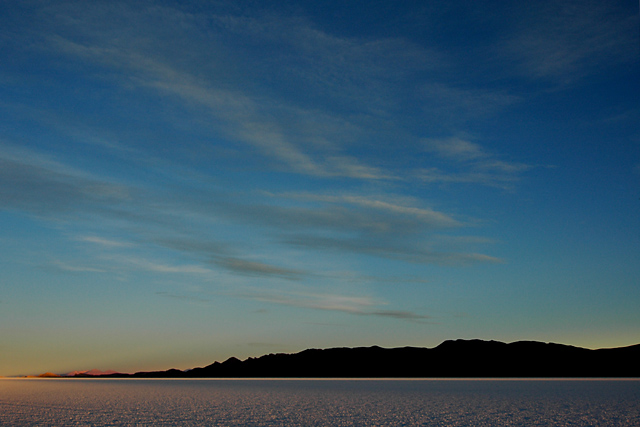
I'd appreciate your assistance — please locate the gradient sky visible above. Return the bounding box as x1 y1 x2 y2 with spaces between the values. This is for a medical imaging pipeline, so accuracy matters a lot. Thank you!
1 0 639 376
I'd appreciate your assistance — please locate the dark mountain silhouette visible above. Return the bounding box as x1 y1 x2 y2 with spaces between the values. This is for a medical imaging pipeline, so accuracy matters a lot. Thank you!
65 369 120 377
92 340 640 378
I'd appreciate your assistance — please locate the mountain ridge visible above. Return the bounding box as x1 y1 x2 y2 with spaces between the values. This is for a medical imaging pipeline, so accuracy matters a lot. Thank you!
52 339 640 378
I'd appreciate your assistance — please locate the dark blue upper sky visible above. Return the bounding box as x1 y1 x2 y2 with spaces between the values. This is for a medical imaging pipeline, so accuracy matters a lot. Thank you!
1 0 638 376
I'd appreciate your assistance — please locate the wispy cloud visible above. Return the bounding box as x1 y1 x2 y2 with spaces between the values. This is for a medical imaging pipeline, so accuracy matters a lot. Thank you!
178 190 499 266
501 1 638 83
244 289 432 322
79 236 132 248
269 192 464 229
420 137 532 189
42 7 411 181
150 235 306 280
419 83 520 124
36 2 528 185
116 257 213 275
423 137 529 171
50 260 106 273
1 138 500 281
0 147 131 217
417 167 521 189
212 257 304 281
284 235 502 266
326 273 433 286
424 137 487 161
364 310 433 322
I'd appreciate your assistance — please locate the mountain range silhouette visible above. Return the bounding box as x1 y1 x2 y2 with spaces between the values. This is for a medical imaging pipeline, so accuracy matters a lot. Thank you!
84 339 640 378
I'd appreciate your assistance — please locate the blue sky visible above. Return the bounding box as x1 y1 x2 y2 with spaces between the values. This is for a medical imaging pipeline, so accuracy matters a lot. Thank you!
1 0 639 376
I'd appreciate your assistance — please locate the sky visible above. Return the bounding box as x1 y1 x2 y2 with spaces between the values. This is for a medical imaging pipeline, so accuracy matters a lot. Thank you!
1 0 639 376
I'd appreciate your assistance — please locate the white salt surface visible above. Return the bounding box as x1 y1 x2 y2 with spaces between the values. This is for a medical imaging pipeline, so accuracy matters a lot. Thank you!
1 378 639 426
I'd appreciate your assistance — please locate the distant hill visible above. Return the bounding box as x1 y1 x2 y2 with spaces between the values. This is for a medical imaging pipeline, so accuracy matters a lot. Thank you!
38 372 61 378
66 369 120 377
20 372 63 378
92 339 640 378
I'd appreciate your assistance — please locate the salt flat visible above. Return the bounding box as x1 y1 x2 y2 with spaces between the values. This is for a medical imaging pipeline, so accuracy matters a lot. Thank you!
1 378 639 426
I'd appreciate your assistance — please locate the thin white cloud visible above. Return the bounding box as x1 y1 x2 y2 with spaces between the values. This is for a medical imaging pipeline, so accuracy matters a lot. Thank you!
79 236 132 248
417 168 521 189
284 235 502 266
340 196 461 227
424 137 486 161
324 156 396 180
273 192 463 228
243 289 432 322
50 260 106 273
158 189 500 267
118 257 213 275
420 137 532 189
476 160 531 174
